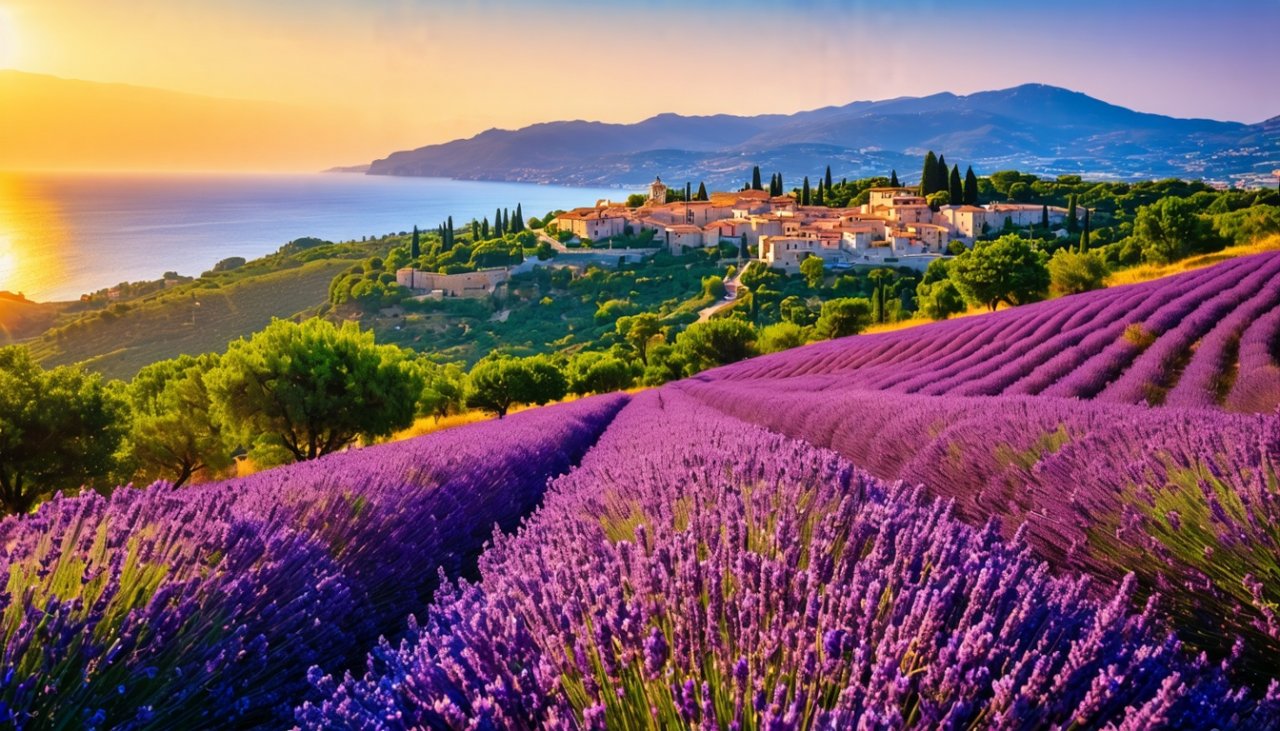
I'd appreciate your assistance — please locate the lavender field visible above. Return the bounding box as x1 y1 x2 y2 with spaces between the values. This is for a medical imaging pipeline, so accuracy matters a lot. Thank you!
4 253 1280 729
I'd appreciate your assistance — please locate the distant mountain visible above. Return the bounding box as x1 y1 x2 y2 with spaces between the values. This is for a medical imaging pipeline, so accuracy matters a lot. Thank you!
0 71 384 172
366 84 1280 188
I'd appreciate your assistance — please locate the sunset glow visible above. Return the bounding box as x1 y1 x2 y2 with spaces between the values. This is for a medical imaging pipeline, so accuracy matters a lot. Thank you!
2 0 1278 172
0 6 17 68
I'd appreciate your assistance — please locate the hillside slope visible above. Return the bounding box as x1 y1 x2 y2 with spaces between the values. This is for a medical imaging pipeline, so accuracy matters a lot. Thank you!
27 259 349 380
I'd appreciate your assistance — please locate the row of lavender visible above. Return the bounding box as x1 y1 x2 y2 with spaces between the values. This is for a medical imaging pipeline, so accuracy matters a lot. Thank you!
301 389 1278 729
679 377 1280 678
708 251 1280 412
0 394 626 730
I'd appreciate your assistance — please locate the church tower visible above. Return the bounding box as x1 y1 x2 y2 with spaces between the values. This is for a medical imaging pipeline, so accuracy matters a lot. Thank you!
647 176 668 205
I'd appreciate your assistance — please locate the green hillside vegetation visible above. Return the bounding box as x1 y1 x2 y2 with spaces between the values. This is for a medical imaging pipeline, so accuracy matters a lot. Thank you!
24 236 396 379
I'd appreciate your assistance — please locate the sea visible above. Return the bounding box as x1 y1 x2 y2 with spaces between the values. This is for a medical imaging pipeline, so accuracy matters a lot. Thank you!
0 172 634 302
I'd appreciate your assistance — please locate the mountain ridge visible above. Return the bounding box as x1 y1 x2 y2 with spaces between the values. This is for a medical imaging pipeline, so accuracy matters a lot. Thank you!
367 83 1277 187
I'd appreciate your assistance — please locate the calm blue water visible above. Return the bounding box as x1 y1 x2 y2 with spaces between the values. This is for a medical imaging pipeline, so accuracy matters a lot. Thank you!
0 172 634 301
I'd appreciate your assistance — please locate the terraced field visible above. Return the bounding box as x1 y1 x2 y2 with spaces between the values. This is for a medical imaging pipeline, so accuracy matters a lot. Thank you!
711 250 1280 414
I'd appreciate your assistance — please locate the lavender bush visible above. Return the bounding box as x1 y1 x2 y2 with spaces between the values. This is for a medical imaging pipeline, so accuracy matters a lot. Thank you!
681 377 1280 678
704 252 1280 411
0 395 625 729
300 390 1276 729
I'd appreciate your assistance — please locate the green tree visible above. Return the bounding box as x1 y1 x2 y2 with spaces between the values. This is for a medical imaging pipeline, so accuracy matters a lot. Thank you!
920 151 939 196
125 353 231 488
868 268 895 324
948 165 963 204
802 177 811 206
751 166 763 191
799 255 825 289
1079 208 1091 251
813 297 874 340
626 193 648 208
696 182 708 201
404 358 466 422
466 355 567 418
616 313 662 365
207 319 420 463
410 225 421 259
916 278 966 320
890 170 900 187
673 318 758 374
1007 182 1031 202
567 352 634 395
950 234 1050 311
512 203 524 232
1066 195 1079 233
0 346 128 514
963 166 979 205
1048 249 1108 296
824 165 833 190
758 321 809 353
702 275 727 299
1133 197 1213 263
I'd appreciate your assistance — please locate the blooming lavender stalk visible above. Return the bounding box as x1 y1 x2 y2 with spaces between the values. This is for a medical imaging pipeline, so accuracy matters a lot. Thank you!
300 390 1276 729
0 394 625 729
680 376 1280 679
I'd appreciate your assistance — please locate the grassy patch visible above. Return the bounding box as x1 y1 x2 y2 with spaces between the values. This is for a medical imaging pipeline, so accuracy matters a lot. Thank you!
28 260 350 379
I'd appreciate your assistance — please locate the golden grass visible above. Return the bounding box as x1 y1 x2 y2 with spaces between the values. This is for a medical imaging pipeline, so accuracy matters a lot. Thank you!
862 304 989 336
1105 235 1280 288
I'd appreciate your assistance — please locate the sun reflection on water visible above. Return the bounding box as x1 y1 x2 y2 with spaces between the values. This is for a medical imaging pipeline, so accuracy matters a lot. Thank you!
0 173 68 300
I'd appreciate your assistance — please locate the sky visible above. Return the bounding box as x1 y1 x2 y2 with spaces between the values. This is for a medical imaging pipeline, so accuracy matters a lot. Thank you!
2 0 1279 167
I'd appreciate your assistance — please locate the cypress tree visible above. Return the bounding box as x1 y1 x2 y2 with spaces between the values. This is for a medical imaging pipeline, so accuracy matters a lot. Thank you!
802 177 811 206
1040 204 1049 230
814 182 824 206
1066 195 1079 233
1079 208 1091 252
513 204 524 232
777 174 784 196
963 166 979 206
481 217 490 239
824 165 833 190
751 166 763 191
471 220 480 239
447 216 454 248
411 225 420 259
920 151 939 196
948 165 963 204
890 170 900 187
696 182 708 201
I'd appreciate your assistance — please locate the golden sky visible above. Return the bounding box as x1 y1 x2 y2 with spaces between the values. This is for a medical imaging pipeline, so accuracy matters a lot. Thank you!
2 0 1277 171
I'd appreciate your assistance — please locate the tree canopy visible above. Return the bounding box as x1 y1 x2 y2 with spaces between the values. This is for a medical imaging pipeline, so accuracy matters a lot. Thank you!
813 297 874 340
206 318 420 464
466 355 567 418
125 353 231 488
673 318 758 374
0 346 128 514
949 235 1050 311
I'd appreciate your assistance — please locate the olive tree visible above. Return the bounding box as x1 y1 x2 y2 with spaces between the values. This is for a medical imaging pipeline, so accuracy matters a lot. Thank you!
950 234 1049 311
125 353 232 487
0 346 128 514
467 355 567 418
206 318 420 463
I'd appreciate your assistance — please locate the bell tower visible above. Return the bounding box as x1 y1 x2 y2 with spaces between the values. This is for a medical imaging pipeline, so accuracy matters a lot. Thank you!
647 176 668 205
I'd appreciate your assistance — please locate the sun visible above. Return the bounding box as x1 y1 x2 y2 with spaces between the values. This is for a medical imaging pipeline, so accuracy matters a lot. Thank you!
0 6 16 68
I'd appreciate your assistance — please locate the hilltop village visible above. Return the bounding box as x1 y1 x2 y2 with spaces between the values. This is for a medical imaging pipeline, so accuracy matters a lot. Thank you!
553 176 1080 273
